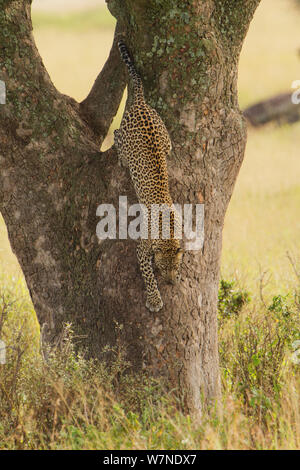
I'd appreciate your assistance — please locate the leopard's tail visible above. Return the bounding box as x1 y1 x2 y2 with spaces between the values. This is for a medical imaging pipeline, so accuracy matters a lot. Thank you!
118 40 144 104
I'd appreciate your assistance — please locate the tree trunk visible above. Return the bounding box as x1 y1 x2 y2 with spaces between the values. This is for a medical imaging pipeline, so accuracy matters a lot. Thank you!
0 0 260 417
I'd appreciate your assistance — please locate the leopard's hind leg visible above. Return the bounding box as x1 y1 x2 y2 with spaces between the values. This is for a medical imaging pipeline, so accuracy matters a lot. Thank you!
114 129 127 167
137 240 163 312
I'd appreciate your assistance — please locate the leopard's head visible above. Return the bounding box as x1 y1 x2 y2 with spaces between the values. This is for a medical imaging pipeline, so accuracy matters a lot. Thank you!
153 241 183 285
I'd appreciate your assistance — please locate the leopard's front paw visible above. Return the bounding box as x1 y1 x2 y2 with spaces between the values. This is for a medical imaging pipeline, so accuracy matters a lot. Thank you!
146 295 163 312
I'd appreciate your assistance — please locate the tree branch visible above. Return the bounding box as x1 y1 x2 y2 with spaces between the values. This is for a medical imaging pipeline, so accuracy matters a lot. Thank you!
80 22 127 143
0 1 99 173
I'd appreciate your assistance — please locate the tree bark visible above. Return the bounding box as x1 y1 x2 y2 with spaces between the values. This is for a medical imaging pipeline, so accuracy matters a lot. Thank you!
0 0 260 417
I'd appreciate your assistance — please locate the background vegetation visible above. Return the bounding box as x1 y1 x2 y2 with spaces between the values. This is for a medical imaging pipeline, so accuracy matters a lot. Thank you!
0 0 299 449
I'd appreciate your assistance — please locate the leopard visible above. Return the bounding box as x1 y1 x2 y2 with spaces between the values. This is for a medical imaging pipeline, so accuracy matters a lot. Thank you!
114 40 183 312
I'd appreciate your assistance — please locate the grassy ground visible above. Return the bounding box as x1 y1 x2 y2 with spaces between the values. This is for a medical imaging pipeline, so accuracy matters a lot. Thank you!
222 0 300 294
0 0 299 449
1 0 299 283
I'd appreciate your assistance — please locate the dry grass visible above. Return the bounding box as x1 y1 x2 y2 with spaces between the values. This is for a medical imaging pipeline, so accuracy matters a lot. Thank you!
0 282 299 450
238 0 300 107
222 123 300 294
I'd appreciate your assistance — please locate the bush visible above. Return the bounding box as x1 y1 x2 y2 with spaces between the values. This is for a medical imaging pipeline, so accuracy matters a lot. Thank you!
219 282 300 419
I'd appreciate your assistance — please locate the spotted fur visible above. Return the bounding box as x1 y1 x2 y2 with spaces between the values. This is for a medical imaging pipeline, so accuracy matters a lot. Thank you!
114 40 183 312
